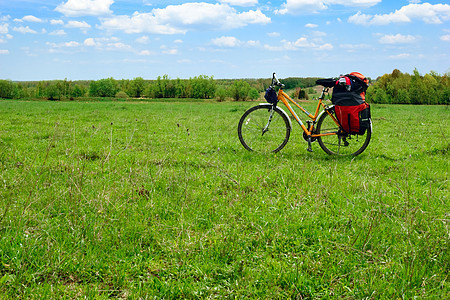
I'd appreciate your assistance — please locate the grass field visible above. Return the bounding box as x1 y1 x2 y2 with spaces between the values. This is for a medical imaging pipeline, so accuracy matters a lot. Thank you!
0 99 448 298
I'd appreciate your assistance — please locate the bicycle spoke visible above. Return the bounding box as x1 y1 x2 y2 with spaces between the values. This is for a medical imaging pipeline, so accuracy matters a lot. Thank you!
316 107 371 156
238 105 291 153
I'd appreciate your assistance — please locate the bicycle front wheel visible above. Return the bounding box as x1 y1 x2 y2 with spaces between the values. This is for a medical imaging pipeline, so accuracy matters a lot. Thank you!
238 105 291 153
316 107 371 156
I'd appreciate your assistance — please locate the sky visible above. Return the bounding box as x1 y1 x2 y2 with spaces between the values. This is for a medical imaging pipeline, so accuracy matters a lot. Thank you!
0 0 449 81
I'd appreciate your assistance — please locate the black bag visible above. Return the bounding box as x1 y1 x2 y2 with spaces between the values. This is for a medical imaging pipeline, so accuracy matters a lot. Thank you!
264 86 278 105
331 74 368 106
358 104 371 135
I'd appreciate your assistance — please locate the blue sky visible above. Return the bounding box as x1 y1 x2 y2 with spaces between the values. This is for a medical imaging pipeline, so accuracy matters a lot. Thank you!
0 0 449 80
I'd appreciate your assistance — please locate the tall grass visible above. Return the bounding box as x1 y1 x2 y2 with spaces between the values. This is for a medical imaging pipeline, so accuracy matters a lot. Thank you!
0 100 448 298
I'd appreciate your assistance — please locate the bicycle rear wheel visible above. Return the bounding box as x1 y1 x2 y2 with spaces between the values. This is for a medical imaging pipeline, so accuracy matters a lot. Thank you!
238 105 291 153
316 107 371 156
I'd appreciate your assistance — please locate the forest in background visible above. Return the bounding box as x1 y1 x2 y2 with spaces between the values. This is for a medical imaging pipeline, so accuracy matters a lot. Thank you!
0 69 448 104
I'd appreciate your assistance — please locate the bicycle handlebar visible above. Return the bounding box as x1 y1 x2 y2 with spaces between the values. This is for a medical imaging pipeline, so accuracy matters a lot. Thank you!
272 73 285 88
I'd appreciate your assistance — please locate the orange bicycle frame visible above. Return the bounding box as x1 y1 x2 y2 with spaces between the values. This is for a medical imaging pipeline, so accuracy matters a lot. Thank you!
277 88 339 138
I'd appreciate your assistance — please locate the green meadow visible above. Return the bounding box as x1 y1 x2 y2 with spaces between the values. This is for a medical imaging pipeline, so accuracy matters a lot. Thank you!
0 100 448 298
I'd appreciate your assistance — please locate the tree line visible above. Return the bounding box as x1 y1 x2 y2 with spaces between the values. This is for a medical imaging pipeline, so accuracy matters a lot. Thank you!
0 75 322 102
366 69 449 105
1 69 448 104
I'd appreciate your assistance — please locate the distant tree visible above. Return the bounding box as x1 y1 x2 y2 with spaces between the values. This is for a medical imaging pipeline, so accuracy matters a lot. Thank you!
35 81 47 98
60 78 72 98
175 78 188 98
190 75 216 99
45 83 61 100
248 88 260 100
161 75 176 98
298 89 307 99
229 80 251 101
0 80 16 99
129 77 145 98
89 81 98 97
215 87 228 102
409 69 427 104
71 84 85 98
115 91 129 99
145 82 159 98
423 73 439 105
90 78 118 97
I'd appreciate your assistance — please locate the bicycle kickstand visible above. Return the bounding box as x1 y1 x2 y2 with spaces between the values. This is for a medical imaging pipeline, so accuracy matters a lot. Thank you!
307 136 313 152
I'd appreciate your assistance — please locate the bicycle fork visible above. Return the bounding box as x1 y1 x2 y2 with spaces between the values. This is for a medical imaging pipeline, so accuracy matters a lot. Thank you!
262 107 276 136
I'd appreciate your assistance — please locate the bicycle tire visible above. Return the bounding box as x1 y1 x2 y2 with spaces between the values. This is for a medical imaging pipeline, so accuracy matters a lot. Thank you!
316 107 371 156
238 105 291 153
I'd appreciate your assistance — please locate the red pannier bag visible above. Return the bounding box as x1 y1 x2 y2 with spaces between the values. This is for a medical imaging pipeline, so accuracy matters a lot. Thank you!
331 72 371 135
335 102 371 134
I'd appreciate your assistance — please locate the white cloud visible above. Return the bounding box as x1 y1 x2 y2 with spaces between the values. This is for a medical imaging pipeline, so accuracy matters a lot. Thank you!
14 15 43 23
212 36 260 47
84 37 126 50
13 26 37 34
212 36 241 47
289 37 316 48
269 38 328 50
65 20 91 33
246 40 260 47
138 50 152 55
379 34 417 44
56 0 114 17
265 36 333 51
0 50 9 54
349 3 450 25
109 42 131 50
277 0 381 14
100 14 182 34
65 20 91 29
50 19 64 26
136 36 149 44
0 23 8 34
219 0 258 6
264 44 283 51
49 29 67 36
47 41 81 48
305 23 318 28
311 30 327 37
99 3 270 34
162 49 178 55
388 53 411 59
65 41 80 47
318 43 333 50
441 35 450 41
340 43 370 51
84 38 99 46
267 32 280 37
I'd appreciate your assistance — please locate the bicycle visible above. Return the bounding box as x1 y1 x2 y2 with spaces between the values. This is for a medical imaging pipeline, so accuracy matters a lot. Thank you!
237 73 372 155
